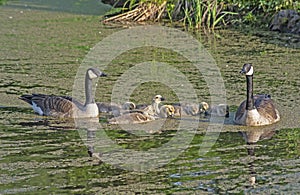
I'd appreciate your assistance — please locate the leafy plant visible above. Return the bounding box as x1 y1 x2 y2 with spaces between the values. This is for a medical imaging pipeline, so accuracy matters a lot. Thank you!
171 0 236 30
103 0 299 30
0 0 7 5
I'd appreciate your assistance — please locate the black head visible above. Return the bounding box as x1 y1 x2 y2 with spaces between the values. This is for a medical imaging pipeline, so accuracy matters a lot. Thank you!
240 63 253 76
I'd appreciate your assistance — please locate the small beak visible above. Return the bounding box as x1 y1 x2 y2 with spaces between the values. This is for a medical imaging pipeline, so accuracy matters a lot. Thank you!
161 97 165 101
100 72 107 77
240 69 246 74
168 113 174 118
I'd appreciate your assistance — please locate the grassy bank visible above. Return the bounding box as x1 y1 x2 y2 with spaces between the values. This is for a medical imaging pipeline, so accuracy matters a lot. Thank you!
104 0 300 30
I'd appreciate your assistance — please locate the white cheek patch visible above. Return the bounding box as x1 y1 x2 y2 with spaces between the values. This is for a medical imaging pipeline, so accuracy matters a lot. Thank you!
32 102 44 115
246 66 254 76
88 70 98 79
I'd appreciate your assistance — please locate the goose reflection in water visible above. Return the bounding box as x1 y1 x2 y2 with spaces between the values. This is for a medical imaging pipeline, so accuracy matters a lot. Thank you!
75 117 103 161
240 126 277 186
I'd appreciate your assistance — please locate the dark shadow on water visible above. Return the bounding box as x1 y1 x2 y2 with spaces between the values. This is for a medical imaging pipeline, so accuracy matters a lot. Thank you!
0 106 76 129
17 119 76 130
227 25 300 49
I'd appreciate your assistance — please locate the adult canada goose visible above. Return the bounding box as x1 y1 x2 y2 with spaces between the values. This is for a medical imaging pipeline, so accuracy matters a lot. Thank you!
234 63 280 126
199 102 229 117
108 104 175 124
19 68 107 118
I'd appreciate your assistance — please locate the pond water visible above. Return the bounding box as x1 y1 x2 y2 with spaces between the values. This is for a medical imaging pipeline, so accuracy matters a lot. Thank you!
0 1 300 194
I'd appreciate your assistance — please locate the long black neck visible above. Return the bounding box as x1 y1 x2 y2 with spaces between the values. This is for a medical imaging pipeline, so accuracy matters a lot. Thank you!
246 75 254 110
85 74 94 105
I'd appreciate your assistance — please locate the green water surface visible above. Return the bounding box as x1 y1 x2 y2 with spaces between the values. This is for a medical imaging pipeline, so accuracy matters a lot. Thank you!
0 1 299 194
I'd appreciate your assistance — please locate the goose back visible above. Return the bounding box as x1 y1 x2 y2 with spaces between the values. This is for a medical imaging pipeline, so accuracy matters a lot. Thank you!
19 94 75 117
234 94 280 126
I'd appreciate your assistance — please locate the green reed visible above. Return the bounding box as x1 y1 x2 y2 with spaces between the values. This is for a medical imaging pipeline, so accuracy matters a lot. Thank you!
179 0 236 30
104 0 299 30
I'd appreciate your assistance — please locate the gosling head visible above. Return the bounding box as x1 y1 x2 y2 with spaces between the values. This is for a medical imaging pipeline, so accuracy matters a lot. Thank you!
122 101 136 110
160 105 175 118
240 63 253 76
199 102 209 113
87 68 107 79
152 95 165 103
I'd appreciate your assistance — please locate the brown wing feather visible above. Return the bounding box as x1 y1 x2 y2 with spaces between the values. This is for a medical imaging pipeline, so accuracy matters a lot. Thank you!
235 100 246 121
20 94 77 117
235 94 279 122
254 95 279 121
43 95 75 117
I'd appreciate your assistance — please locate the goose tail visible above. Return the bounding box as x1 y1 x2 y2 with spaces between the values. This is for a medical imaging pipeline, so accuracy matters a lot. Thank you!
19 94 45 115
19 94 34 105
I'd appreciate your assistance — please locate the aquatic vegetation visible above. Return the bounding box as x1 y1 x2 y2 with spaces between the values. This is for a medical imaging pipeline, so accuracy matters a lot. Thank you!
172 0 237 30
0 0 6 5
103 0 236 30
103 0 300 30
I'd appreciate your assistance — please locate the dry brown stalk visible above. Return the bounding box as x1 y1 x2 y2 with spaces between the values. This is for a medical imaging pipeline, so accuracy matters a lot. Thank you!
103 1 167 23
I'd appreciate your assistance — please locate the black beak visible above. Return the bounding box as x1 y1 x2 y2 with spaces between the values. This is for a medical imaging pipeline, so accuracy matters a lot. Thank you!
240 69 246 74
100 72 107 77
240 63 252 74
161 97 165 101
